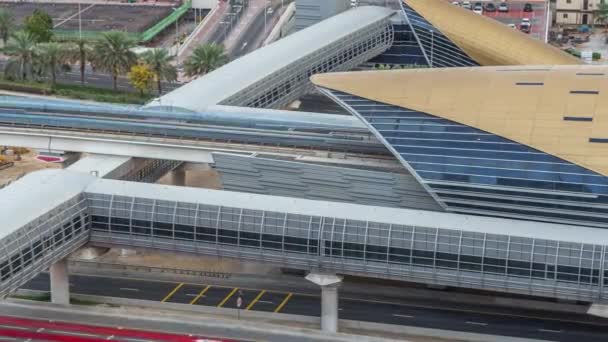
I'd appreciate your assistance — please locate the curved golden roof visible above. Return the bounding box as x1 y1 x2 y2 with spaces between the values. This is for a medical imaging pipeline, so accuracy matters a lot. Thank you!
311 65 608 176
403 0 581 65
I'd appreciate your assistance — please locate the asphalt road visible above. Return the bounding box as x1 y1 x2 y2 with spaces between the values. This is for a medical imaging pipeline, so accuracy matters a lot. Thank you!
20 273 608 342
0 59 182 95
230 2 284 59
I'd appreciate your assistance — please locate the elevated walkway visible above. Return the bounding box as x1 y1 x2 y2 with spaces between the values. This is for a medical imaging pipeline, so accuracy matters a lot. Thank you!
3 169 608 304
147 6 395 111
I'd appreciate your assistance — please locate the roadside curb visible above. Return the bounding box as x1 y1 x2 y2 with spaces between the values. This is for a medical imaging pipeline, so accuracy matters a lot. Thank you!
11 290 549 342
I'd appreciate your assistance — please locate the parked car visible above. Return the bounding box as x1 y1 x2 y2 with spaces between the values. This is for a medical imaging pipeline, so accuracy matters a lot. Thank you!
507 23 517 29
462 1 472 9
520 18 531 33
523 3 533 12
473 2 483 14
498 2 509 12
452 1 461 5
484 3 496 12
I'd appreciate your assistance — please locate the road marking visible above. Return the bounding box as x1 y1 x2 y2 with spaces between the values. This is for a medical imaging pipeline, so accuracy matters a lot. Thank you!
393 314 414 318
274 292 293 313
190 285 211 305
465 321 488 326
48 330 97 337
538 329 561 333
119 288 139 292
258 300 274 304
246 290 266 310
217 287 239 308
106 335 114 340
161 283 184 303
0 324 27 330
50 273 608 328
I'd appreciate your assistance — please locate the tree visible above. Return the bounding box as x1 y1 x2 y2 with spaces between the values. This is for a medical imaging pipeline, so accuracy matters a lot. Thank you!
36 42 68 87
596 2 608 27
0 9 14 46
66 38 92 85
91 31 137 90
4 31 37 80
184 43 228 77
24 9 53 43
128 63 154 96
141 48 177 95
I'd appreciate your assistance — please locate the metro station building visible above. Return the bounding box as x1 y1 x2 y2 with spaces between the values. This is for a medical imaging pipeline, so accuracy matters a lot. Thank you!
3 0 606 315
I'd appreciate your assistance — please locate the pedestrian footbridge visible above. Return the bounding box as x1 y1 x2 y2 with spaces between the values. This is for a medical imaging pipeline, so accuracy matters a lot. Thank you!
3 168 608 304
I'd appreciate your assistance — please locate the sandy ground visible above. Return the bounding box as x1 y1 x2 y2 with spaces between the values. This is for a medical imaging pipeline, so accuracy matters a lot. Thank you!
86 248 280 275
0 150 62 187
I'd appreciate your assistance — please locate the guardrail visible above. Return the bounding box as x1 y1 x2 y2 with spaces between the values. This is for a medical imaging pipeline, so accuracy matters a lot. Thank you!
69 260 232 279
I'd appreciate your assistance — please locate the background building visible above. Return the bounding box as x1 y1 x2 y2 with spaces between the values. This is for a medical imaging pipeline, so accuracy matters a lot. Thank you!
294 0 351 31
556 0 602 25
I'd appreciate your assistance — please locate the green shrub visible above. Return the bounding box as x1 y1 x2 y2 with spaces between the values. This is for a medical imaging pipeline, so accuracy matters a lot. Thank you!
593 52 602 60
0 79 52 94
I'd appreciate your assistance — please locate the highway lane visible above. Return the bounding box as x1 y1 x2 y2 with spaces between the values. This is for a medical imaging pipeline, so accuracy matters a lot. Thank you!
230 2 284 59
20 273 608 341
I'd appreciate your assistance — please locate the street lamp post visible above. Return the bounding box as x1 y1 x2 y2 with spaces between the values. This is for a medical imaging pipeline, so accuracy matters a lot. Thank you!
264 0 272 32
78 2 82 40
173 7 180 66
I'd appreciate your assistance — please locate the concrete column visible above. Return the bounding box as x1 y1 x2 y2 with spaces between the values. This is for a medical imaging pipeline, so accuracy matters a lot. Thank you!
306 272 343 333
172 168 186 186
50 258 69 305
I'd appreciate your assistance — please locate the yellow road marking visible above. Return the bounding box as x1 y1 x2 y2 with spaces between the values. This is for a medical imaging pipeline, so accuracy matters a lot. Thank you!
217 288 238 308
190 285 211 305
274 292 293 313
246 290 266 310
78 274 608 328
161 283 184 303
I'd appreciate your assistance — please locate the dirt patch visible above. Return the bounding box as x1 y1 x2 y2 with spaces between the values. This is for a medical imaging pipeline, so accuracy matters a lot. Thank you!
0 1 172 33
0 150 62 187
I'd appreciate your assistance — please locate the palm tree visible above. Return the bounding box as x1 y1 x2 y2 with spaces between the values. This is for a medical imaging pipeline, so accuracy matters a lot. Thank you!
141 48 177 95
66 38 92 85
596 2 608 27
0 9 14 46
4 31 37 80
184 43 228 77
36 42 67 87
91 31 137 90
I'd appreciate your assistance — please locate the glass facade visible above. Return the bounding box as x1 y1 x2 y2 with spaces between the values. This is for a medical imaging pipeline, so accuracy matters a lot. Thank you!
327 91 608 229
86 192 608 301
372 3 479 67
0 194 89 297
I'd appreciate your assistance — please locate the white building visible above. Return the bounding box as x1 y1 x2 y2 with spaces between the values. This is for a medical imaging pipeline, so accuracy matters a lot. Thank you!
556 0 604 25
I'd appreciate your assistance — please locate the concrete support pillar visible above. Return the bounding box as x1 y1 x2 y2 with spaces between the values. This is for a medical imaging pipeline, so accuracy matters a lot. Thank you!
50 258 69 305
306 272 343 333
172 168 186 186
